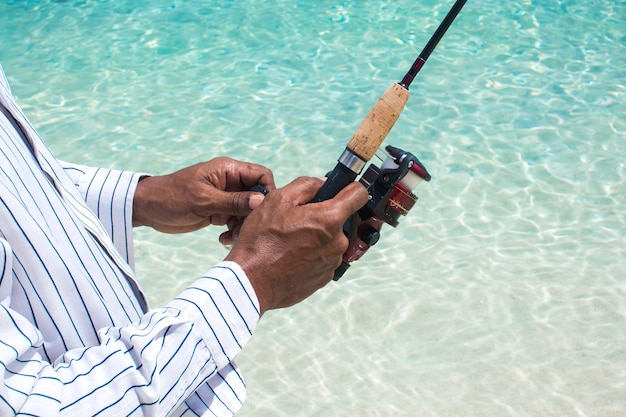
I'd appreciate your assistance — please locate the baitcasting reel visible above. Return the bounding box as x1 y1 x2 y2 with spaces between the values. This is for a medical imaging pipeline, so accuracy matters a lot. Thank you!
333 145 431 280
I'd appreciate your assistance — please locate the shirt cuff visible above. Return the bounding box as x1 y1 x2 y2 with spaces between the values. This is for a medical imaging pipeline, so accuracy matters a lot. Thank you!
167 261 260 369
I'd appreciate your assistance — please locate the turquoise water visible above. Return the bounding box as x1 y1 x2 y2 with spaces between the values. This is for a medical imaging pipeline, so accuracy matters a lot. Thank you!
2 0 625 415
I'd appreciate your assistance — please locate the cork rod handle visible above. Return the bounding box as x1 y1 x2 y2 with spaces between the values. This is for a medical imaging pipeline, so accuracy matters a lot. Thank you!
346 83 410 162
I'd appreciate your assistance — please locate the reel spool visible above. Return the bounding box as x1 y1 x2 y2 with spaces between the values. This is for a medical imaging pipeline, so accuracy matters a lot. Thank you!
334 145 431 280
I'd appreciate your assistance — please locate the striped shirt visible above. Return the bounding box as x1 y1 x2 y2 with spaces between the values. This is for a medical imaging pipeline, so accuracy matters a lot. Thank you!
0 65 260 416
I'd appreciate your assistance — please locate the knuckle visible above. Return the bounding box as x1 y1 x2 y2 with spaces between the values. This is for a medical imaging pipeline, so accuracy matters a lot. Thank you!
335 234 349 256
228 192 246 212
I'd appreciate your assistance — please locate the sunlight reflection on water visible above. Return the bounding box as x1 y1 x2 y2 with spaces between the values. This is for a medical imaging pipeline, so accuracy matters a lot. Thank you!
1 0 625 415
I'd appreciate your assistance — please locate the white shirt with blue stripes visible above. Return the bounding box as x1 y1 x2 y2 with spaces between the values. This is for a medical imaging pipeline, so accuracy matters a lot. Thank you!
0 65 260 416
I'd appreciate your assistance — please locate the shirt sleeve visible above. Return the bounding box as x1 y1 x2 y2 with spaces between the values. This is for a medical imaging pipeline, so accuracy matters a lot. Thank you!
0 243 260 416
59 162 144 268
0 66 10 92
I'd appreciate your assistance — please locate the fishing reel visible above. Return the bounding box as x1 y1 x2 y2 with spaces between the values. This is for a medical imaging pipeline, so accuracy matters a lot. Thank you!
333 145 431 280
249 145 430 281
245 0 465 282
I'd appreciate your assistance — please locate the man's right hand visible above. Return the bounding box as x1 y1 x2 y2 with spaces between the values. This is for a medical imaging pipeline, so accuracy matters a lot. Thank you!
225 177 368 315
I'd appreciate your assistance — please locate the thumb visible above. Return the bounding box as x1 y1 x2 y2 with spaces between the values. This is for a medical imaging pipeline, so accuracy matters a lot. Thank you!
211 190 265 217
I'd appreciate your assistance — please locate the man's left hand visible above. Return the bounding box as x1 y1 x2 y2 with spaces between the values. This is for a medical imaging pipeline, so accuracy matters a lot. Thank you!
132 157 275 243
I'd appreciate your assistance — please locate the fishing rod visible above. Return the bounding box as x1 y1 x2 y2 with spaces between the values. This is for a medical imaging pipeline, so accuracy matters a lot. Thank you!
313 0 468 203
251 0 469 279
311 0 470 279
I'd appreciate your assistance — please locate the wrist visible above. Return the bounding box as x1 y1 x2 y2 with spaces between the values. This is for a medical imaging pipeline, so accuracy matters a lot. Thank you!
225 249 272 316
132 175 154 227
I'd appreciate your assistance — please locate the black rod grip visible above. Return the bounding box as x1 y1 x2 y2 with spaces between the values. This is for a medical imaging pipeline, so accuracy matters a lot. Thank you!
312 162 358 203
311 162 359 281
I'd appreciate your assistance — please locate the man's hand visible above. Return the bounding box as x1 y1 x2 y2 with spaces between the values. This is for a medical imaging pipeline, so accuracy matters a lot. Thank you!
133 157 275 243
225 177 368 315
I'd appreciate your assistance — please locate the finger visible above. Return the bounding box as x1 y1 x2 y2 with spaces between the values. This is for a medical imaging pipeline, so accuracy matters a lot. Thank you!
248 193 264 209
230 222 242 242
219 230 234 246
320 181 369 221
219 219 243 246
226 217 242 239
279 176 326 206
236 163 277 192
209 190 266 217
226 216 239 231
210 213 230 226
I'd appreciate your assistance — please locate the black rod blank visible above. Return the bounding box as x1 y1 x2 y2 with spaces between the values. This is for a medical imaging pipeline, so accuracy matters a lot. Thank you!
400 0 469 89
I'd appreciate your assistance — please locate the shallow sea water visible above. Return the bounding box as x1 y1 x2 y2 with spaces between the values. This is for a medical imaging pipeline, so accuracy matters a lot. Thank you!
1 0 625 416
